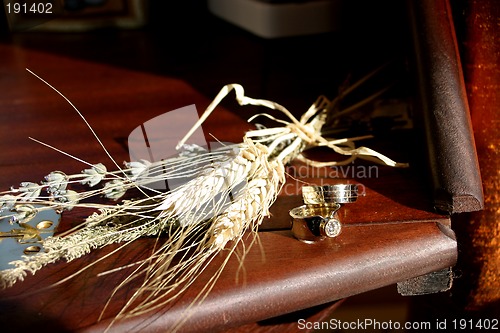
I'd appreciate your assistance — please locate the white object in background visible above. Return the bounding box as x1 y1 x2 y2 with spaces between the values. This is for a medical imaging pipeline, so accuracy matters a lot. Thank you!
207 0 342 39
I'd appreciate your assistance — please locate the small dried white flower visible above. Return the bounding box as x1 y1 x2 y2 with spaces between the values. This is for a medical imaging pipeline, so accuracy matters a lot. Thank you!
13 182 42 201
0 194 18 212
59 190 79 210
81 163 107 187
178 144 207 157
102 180 126 200
124 159 151 181
44 171 68 195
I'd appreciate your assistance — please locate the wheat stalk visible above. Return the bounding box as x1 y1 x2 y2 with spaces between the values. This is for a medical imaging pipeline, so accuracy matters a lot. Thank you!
0 69 407 330
210 140 285 250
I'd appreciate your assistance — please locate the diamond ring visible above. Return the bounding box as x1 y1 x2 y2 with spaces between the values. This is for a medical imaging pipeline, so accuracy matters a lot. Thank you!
290 204 342 243
290 184 358 243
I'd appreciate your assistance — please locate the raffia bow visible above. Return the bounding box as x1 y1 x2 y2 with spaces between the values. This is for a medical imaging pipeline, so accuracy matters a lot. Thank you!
179 82 408 167
0 67 407 331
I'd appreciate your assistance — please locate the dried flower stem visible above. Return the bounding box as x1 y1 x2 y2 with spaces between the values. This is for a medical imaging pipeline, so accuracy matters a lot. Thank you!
0 68 407 331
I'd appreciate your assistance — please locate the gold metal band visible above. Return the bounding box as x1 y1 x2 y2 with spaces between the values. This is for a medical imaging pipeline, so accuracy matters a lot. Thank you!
302 184 358 205
290 204 342 243
290 184 358 243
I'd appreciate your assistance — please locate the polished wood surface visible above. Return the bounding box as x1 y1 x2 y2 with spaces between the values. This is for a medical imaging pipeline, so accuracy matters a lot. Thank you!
0 44 455 332
401 0 500 322
0 1 470 332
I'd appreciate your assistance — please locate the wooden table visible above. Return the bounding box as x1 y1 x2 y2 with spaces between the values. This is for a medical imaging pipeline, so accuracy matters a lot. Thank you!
0 1 467 332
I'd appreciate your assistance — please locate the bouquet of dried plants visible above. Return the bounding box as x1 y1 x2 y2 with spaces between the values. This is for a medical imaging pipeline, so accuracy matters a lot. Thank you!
0 67 406 329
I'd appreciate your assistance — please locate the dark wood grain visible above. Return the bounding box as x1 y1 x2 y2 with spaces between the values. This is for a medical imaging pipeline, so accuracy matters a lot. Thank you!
406 0 484 213
454 0 500 313
0 3 461 331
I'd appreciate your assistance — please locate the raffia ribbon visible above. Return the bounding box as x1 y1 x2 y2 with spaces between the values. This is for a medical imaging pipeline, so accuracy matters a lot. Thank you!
178 83 408 168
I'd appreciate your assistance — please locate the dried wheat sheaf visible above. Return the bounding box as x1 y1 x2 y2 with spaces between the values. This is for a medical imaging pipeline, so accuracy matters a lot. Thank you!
0 67 407 330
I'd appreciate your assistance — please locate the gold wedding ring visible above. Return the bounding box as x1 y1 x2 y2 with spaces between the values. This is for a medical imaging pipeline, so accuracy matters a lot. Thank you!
290 204 341 243
290 184 358 243
302 184 358 205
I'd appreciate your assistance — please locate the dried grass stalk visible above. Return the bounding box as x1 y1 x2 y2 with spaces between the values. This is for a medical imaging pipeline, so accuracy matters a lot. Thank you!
0 69 407 329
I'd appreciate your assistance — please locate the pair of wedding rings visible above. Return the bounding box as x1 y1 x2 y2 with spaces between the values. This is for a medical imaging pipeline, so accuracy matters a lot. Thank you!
290 184 358 243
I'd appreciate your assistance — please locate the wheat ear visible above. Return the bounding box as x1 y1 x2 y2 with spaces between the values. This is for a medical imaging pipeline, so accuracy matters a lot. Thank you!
102 137 286 326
